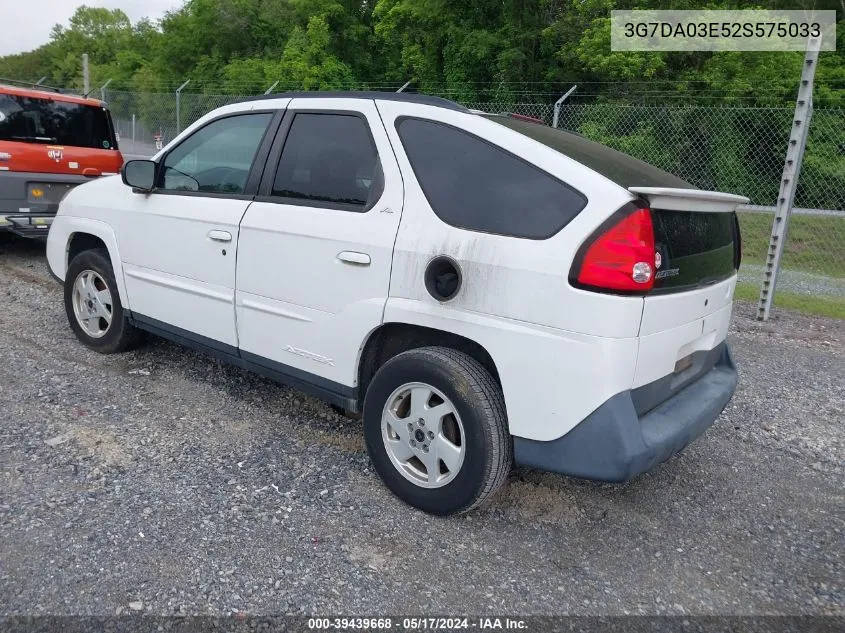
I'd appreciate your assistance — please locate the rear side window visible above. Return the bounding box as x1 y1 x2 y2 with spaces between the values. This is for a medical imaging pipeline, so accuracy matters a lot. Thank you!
397 118 587 239
271 113 383 211
0 93 115 150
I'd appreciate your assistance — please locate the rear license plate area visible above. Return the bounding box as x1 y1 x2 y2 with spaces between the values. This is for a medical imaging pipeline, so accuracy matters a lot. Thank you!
28 183 74 205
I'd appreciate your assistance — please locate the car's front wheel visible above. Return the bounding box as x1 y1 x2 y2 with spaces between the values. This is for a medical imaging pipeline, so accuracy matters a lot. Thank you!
64 248 143 354
363 347 512 515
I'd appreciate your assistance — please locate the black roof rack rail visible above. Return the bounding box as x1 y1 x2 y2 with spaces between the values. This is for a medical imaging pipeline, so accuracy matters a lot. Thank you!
236 90 470 113
0 77 64 93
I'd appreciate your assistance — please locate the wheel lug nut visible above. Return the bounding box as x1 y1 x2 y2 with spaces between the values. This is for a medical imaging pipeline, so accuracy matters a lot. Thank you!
407 423 413 432
422 445 429 453
410 440 416 447
419 420 425 427
428 431 434 439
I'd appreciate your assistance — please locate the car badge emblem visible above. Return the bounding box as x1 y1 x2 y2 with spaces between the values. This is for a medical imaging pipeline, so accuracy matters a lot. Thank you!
47 147 64 162
655 251 662 269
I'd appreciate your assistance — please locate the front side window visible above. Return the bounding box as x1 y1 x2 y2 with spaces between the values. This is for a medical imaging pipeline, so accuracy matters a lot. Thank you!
160 113 272 194
0 93 115 150
397 118 587 239
271 113 382 210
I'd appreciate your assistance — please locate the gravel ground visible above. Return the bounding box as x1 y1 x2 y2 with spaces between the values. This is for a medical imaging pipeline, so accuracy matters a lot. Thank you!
0 234 843 617
740 265 845 298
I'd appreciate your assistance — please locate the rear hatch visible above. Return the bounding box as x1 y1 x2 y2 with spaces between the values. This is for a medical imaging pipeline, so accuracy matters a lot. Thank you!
488 115 746 407
628 187 746 405
0 91 123 177
1 89 123 231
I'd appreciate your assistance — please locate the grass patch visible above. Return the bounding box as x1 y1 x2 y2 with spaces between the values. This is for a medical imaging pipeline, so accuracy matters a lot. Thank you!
738 212 845 278
735 282 845 320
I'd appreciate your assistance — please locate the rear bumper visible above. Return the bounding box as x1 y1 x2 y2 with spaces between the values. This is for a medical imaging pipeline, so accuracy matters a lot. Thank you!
0 214 55 238
513 343 738 482
1 171 91 237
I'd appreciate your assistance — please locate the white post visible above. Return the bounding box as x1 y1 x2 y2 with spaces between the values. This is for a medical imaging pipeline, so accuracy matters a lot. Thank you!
132 114 136 154
264 81 279 95
175 80 191 134
552 85 577 129
396 80 412 93
98 78 112 102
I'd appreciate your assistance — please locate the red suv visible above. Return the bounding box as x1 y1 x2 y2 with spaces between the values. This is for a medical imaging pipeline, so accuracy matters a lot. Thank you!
0 80 124 238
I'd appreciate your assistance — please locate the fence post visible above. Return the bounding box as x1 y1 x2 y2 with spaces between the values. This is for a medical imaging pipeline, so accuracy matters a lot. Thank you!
98 79 112 102
552 85 577 129
132 114 136 154
82 54 89 95
175 80 191 134
756 37 820 321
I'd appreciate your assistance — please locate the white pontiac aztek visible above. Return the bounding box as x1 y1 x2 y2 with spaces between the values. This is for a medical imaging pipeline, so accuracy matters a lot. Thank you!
46 92 745 515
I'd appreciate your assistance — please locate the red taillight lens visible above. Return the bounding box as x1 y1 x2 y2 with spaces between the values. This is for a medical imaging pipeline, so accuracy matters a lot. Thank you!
574 207 656 293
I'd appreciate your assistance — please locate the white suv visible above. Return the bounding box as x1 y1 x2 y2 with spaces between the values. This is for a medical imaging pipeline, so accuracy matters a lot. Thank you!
46 92 744 515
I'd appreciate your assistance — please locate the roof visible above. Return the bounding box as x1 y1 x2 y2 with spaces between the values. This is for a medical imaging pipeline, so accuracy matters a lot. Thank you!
486 114 694 190
238 91 470 113
0 83 106 108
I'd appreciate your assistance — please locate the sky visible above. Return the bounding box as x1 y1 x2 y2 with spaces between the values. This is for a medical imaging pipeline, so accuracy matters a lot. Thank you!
0 0 183 56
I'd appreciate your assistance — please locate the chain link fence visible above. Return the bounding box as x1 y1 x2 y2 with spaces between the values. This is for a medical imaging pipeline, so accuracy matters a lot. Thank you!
105 89 844 314
109 90 246 158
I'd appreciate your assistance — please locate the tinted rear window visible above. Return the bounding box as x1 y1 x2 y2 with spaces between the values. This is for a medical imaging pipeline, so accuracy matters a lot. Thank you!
486 115 693 190
397 117 587 239
652 210 737 292
0 93 115 150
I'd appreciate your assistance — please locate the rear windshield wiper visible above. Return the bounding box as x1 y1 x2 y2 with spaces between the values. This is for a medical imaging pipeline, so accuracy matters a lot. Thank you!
9 135 59 144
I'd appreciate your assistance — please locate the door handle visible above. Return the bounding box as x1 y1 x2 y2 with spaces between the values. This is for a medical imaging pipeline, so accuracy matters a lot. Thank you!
208 230 232 242
337 251 371 266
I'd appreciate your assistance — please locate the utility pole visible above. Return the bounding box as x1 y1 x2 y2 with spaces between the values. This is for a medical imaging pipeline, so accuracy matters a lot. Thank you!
82 54 89 95
756 35 820 321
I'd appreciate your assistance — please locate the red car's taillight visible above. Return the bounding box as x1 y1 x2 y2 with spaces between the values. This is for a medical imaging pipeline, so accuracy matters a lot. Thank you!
572 206 656 293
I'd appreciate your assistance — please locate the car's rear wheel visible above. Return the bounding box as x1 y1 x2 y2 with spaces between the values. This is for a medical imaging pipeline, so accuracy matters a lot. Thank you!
64 248 143 354
363 347 511 515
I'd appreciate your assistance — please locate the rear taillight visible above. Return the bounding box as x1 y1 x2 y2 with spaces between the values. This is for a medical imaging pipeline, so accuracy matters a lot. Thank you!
572 206 656 293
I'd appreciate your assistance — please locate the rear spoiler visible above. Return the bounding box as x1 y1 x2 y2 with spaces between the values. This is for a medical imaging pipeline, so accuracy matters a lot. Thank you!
629 187 749 213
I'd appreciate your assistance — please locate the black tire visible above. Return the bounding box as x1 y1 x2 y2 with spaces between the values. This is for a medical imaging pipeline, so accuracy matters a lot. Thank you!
363 347 512 516
64 248 143 354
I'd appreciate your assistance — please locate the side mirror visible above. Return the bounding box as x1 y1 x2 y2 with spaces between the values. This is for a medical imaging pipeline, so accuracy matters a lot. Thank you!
121 160 156 193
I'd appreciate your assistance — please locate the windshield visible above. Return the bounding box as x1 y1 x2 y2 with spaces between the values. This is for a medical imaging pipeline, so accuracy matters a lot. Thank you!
0 93 117 150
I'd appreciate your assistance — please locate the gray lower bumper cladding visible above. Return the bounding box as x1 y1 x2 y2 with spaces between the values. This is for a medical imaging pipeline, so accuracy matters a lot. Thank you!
513 344 738 482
